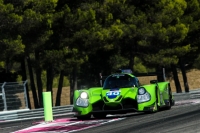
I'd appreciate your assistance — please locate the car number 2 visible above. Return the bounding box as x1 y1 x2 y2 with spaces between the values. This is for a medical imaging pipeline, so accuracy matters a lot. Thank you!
106 91 120 96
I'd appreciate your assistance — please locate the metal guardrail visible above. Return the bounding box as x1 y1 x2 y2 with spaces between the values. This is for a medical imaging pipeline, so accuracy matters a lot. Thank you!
0 105 73 121
0 81 28 111
0 89 200 122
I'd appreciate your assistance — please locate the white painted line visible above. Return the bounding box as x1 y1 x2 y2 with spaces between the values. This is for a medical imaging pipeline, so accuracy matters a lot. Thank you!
106 114 116 117
68 118 126 133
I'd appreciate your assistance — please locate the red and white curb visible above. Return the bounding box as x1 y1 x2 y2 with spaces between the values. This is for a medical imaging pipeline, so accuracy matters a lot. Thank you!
13 99 200 133
13 117 125 133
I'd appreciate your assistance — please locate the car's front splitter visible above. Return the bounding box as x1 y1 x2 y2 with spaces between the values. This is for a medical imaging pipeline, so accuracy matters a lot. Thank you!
73 107 157 117
92 108 138 114
73 99 159 117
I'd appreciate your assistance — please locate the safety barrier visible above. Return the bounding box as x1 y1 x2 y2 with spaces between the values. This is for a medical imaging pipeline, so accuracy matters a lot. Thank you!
0 105 73 121
0 89 199 122
0 81 28 111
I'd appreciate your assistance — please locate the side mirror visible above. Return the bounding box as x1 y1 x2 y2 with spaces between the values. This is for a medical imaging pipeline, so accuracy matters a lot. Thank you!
150 80 158 84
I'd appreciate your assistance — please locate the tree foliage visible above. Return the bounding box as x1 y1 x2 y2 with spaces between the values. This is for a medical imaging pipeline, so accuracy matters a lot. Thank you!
1 0 200 107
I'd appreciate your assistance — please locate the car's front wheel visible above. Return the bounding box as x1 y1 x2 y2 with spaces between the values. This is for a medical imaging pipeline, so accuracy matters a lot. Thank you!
93 113 107 119
146 88 159 113
77 114 91 120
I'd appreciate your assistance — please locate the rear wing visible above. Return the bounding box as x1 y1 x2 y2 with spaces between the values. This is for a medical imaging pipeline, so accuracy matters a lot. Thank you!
99 68 166 86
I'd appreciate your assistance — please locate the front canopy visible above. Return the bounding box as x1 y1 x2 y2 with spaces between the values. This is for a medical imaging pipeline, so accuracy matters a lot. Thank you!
103 74 139 89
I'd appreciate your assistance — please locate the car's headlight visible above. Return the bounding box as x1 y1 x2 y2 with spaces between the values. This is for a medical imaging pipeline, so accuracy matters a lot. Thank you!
138 87 146 95
76 92 89 107
76 97 88 107
137 88 151 103
137 93 151 103
80 92 88 99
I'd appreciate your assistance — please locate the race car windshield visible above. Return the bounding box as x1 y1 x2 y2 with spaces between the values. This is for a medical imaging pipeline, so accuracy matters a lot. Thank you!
103 74 138 89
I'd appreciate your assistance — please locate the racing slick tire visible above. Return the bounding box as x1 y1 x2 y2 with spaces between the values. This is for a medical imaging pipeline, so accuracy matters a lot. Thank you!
77 114 91 120
146 88 159 113
93 113 107 119
165 84 172 110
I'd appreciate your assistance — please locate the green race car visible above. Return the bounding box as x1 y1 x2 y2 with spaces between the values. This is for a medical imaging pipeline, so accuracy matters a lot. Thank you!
73 69 175 119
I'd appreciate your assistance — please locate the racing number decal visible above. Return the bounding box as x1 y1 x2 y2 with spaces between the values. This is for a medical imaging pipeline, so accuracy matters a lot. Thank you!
106 91 120 96
106 91 121 99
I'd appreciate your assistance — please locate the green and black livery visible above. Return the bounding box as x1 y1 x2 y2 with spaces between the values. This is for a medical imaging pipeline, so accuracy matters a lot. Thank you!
73 69 175 119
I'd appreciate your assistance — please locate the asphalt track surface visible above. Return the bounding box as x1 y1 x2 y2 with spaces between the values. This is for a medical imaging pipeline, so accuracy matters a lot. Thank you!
78 103 200 133
1 98 200 132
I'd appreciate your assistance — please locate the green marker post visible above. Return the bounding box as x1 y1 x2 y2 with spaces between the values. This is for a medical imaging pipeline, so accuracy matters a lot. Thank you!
43 91 53 122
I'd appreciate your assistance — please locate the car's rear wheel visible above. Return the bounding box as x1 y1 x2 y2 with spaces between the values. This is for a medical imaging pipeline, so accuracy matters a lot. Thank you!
166 84 172 110
93 113 107 119
77 114 91 120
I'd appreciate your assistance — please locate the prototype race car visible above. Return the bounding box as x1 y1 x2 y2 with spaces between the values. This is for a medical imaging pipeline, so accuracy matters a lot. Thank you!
73 69 175 119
